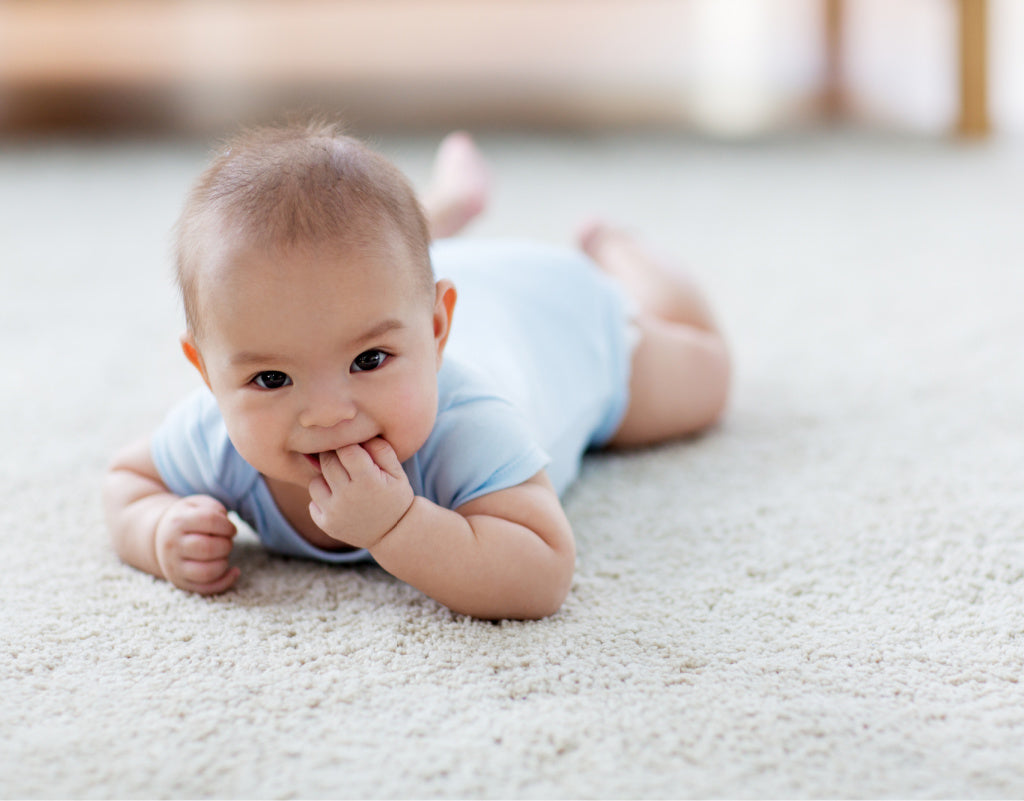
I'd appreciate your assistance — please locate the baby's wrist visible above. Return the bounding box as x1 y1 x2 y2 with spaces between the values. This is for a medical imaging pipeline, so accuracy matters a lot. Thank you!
368 494 420 552
150 496 182 580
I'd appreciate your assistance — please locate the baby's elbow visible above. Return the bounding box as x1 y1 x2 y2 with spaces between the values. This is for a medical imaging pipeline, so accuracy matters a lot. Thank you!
102 466 127 533
488 586 568 622
703 338 732 428
102 470 137 560
528 581 572 620
510 543 576 621
464 543 574 621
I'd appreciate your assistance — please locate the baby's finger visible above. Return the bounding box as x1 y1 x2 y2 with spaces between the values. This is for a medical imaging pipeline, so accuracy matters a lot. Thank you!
362 437 403 477
182 504 237 538
182 494 228 513
318 449 352 485
308 474 331 507
307 476 334 528
180 557 235 586
180 532 234 561
336 442 376 479
189 566 241 596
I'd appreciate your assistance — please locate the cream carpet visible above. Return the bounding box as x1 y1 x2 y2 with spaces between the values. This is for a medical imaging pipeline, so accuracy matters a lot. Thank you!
2 129 1023 798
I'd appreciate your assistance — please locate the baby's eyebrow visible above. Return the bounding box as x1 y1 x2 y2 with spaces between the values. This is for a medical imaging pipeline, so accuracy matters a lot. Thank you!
354 318 405 344
230 350 285 367
228 319 405 367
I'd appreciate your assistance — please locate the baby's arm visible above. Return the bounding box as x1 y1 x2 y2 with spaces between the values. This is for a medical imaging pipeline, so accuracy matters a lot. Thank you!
103 438 239 594
308 440 574 620
375 472 574 620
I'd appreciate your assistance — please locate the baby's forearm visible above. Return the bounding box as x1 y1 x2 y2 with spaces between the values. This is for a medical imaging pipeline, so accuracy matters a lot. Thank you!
103 468 177 580
368 491 575 620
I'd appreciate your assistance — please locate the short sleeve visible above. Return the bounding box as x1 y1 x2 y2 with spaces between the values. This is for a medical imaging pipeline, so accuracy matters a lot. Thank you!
405 361 550 510
150 388 259 510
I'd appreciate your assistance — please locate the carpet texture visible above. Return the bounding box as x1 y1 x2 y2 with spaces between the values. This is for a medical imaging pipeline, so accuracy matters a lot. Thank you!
2 130 1023 798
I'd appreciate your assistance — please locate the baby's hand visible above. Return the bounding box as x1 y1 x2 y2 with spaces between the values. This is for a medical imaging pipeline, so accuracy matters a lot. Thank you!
308 438 415 550
154 495 240 594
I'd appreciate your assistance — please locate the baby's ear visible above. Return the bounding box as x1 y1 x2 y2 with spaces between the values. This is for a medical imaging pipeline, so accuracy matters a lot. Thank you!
180 334 211 389
433 279 457 365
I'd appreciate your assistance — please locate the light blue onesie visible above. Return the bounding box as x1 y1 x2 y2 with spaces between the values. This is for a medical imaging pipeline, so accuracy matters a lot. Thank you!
151 238 633 564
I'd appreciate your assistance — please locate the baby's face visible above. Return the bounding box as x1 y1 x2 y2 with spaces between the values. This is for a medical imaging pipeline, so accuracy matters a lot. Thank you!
187 236 451 490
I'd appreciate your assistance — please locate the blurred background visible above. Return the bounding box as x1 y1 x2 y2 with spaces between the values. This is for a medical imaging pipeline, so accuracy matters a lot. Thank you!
0 0 1020 140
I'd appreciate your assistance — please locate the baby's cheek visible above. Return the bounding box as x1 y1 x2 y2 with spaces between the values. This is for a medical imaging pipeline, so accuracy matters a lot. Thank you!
389 388 437 462
222 411 282 473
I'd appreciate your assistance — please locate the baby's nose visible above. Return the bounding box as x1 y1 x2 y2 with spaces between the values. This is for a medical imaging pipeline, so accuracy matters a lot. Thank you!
298 384 357 429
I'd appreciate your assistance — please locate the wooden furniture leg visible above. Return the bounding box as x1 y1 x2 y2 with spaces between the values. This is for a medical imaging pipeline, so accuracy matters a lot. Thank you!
957 0 990 137
822 0 845 119
824 0 990 137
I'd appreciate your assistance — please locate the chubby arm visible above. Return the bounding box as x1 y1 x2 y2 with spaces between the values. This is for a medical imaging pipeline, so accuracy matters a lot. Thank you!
103 437 239 594
373 472 576 620
308 439 575 619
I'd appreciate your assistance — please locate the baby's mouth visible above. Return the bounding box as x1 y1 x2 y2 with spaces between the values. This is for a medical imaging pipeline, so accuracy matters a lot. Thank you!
303 452 325 471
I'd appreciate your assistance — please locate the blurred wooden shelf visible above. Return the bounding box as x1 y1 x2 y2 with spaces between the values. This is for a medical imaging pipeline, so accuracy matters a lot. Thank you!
0 0 697 130
0 0 988 135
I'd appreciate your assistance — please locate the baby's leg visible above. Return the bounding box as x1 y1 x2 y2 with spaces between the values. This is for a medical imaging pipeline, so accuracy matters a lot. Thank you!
422 132 491 240
579 221 731 447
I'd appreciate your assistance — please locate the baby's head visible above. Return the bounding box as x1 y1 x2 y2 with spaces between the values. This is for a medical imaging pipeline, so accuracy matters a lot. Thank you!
172 121 457 486
175 119 433 342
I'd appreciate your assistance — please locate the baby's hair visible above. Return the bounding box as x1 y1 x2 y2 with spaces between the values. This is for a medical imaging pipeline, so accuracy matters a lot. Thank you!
174 118 433 338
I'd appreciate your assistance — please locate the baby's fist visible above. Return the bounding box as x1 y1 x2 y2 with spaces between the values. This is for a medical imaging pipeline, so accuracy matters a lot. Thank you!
309 437 414 549
155 495 239 595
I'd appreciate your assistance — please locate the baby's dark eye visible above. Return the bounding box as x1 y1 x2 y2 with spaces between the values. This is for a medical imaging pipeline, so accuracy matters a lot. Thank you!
252 371 292 390
351 350 388 373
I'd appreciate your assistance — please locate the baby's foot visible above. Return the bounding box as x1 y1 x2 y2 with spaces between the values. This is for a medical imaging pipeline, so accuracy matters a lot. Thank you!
577 218 665 305
424 131 491 239
578 219 713 328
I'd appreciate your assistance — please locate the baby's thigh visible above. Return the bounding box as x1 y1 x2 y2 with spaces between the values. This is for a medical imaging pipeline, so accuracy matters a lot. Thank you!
608 315 730 447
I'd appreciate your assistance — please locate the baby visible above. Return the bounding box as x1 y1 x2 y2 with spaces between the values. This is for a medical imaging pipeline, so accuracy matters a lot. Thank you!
103 122 730 620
